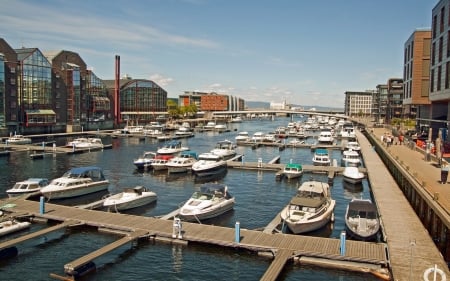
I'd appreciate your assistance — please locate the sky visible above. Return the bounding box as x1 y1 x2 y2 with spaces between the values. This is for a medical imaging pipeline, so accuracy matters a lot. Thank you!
0 0 437 108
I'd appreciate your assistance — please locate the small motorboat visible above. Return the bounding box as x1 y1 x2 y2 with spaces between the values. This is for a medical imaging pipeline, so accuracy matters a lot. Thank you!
166 151 198 174
341 149 361 167
345 141 361 153
191 153 227 177
40 166 109 199
312 148 331 166
6 178 49 197
345 198 380 241
103 186 157 211
179 183 235 221
280 180 336 234
235 131 250 143
133 151 157 170
66 137 104 149
5 135 32 145
343 166 364 184
317 130 334 144
0 219 31 237
282 163 303 179
157 140 189 155
209 140 236 160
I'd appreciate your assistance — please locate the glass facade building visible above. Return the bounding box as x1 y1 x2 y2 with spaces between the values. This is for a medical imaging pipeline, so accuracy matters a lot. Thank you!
0 54 5 127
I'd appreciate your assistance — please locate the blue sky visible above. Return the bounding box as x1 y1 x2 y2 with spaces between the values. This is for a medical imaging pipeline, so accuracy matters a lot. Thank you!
0 0 437 107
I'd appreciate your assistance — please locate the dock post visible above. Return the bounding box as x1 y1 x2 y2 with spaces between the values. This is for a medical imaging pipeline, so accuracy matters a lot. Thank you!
39 196 45 214
340 231 346 255
258 158 262 168
235 221 240 243
241 155 245 166
172 217 182 239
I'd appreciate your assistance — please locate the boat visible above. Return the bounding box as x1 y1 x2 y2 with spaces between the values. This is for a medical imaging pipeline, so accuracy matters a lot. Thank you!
151 158 170 171
5 135 32 145
40 166 109 199
235 131 250 143
345 141 361 153
174 127 194 137
339 123 356 139
6 178 49 197
312 148 331 166
191 153 227 177
0 219 31 237
317 131 334 144
103 186 157 211
179 183 235 221
287 138 305 147
66 137 104 149
345 198 380 241
282 163 303 179
203 121 216 131
230 116 242 123
214 123 227 132
157 140 189 155
209 140 236 160
280 180 336 234
166 151 198 174
251 132 265 142
343 166 364 184
133 151 157 170
341 149 361 167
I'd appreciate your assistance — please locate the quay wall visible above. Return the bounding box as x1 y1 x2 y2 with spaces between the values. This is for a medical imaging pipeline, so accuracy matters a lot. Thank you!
365 130 450 263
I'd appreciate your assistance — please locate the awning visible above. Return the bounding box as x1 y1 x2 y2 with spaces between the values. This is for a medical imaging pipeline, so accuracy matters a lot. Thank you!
26 109 56 115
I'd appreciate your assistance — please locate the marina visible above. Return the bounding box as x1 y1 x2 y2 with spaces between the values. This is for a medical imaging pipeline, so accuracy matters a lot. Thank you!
0 117 448 280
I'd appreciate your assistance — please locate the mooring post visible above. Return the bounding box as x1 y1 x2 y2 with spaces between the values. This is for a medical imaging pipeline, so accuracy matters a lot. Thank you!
235 221 240 243
340 231 346 255
39 196 45 214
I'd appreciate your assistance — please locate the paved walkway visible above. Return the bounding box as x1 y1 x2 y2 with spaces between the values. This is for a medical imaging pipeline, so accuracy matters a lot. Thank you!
370 127 450 215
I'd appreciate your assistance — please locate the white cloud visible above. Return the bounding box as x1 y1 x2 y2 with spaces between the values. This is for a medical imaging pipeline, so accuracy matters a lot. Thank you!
149 74 174 87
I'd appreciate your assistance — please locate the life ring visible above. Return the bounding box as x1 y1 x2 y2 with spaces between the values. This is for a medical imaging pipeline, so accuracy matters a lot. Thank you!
423 265 446 281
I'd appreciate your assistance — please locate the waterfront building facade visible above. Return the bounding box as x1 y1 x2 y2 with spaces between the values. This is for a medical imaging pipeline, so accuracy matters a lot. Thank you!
344 91 373 117
386 78 404 123
104 77 167 124
373 84 388 123
180 91 245 112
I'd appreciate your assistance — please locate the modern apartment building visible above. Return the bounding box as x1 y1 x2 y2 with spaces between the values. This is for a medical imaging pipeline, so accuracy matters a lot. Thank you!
403 29 432 122
344 91 373 117
386 78 404 123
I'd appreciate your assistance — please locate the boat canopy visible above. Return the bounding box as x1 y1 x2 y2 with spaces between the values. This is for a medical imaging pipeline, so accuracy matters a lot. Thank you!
164 140 182 147
285 163 302 170
63 166 106 181
315 148 329 155
180 150 198 159
290 196 326 208
348 199 377 214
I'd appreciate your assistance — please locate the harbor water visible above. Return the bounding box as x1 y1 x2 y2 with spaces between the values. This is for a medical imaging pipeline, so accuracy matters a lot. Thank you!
0 117 380 280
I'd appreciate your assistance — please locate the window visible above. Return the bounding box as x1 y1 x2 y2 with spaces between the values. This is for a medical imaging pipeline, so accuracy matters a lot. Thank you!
432 42 436 65
433 15 437 39
438 65 442 91
439 36 443 62
446 61 450 89
441 7 445 33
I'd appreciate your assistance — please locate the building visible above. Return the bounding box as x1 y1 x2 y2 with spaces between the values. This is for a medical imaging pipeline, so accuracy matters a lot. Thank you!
430 0 450 136
180 91 245 112
103 76 167 124
344 91 373 117
386 78 404 123
373 84 388 123
403 29 432 124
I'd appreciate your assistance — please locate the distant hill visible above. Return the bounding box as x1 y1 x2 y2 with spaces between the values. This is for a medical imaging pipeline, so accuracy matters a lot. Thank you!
245 101 343 112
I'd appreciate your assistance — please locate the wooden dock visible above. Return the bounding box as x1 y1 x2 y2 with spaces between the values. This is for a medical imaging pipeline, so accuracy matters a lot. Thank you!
0 198 389 280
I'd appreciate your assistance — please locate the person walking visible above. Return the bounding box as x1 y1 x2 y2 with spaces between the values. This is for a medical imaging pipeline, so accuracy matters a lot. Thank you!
441 161 449 184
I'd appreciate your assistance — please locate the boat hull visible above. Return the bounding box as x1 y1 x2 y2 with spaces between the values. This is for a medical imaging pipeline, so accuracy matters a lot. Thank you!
104 194 157 211
180 200 235 221
41 181 109 199
0 220 31 237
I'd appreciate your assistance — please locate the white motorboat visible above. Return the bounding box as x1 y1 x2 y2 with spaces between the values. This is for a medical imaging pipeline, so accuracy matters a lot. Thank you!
5 135 32 145
191 153 227 177
66 137 104 149
317 131 334 144
0 219 31 237
209 140 236 160
312 148 331 166
287 138 305 147
157 140 189 155
345 141 361 153
235 131 250 143
341 149 361 167
280 180 336 234
345 198 380 241
174 127 194 137
133 151 157 169
339 123 356 139
282 163 303 179
103 186 157 211
343 166 364 184
6 178 49 197
40 166 109 199
214 123 227 132
166 151 198 174
251 132 265 142
179 183 235 221
230 116 242 123
151 158 170 171
203 121 216 131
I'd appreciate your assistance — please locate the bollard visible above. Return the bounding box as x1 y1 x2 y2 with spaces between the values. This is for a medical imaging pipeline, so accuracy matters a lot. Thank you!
340 231 346 255
241 155 245 166
258 158 262 168
39 196 45 214
235 221 240 243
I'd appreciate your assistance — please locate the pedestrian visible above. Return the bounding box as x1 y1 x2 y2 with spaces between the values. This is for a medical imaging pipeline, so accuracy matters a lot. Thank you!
441 162 449 184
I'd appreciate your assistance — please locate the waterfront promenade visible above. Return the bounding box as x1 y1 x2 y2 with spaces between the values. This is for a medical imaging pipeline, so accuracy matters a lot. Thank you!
363 127 450 279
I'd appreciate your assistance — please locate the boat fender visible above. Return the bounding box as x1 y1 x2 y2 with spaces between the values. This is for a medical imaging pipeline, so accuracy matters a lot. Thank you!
423 265 446 281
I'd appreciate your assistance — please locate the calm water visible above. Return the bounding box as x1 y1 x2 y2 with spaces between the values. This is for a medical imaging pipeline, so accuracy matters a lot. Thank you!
0 117 380 281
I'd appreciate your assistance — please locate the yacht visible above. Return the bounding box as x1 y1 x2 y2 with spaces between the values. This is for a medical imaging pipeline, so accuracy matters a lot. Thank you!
343 166 364 184
133 151 157 169
345 141 361 153
166 151 198 174
341 149 361 167
203 121 216 131
66 137 104 149
235 131 250 143
317 131 334 144
214 123 227 132
251 132 265 142
157 140 189 155
345 198 380 241
339 123 356 139
179 183 235 221
103 186 157 211
282 163 303 179
209 140 236 160
6 178 49 197
230 116 242 123
191 152 227 177
312 148 331 166
40 166 109 199
5 135 32 145
280 180 336 234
